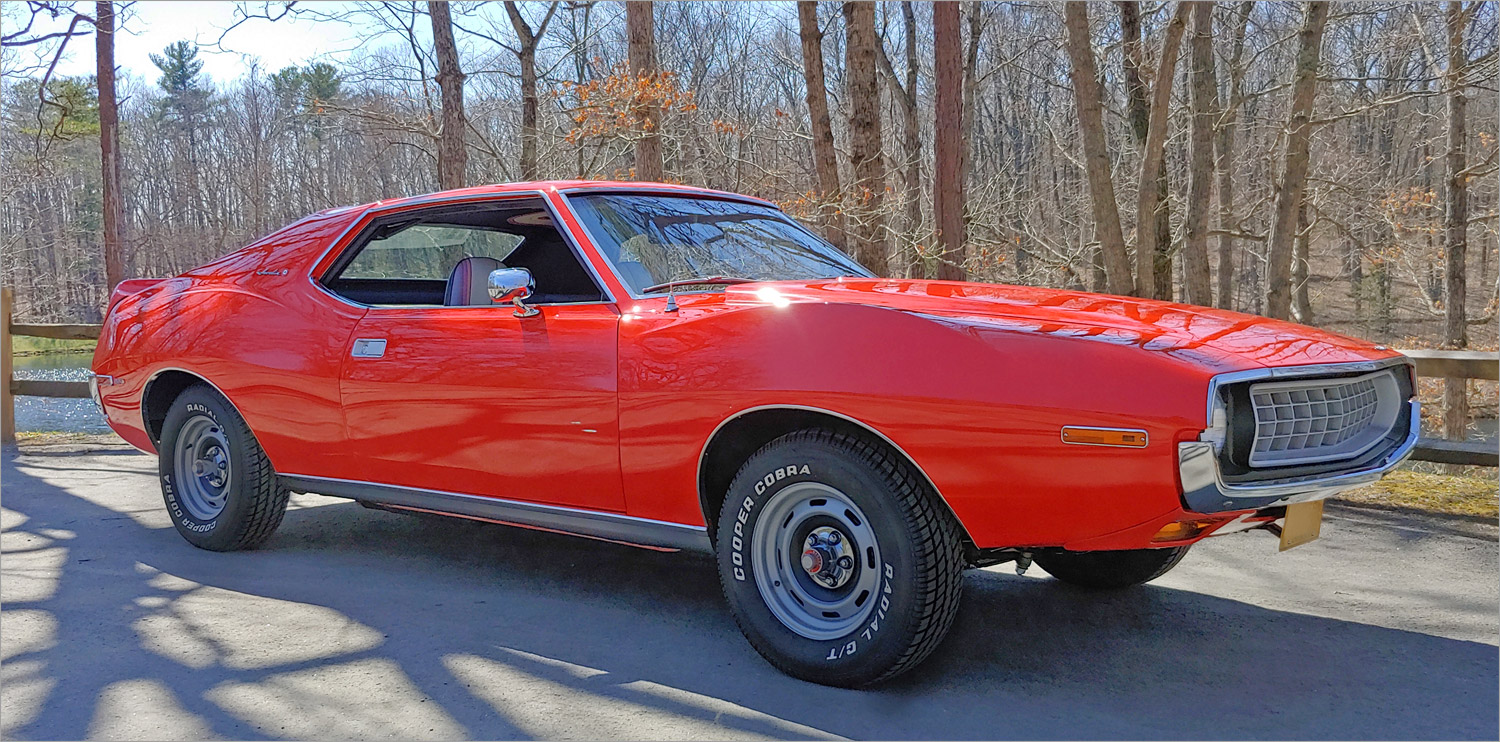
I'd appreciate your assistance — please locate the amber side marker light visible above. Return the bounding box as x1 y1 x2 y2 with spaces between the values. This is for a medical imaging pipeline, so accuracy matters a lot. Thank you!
1152 519 1224 543
1060 426 1149 448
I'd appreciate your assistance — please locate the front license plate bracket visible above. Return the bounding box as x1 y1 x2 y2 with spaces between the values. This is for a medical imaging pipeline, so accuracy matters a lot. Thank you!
1279 500 1324 551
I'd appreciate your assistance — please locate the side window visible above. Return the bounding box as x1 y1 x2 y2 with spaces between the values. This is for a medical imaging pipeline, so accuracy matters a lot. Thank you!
341 225 522 279
320 200 607 306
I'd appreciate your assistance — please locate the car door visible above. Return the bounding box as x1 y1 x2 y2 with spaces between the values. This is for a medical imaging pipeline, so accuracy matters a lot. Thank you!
323 199 626 513
338 303 624 512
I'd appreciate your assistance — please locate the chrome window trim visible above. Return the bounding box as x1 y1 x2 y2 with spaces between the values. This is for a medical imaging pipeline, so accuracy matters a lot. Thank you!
557 184 780 209
303 189 620 311
280 473 709 552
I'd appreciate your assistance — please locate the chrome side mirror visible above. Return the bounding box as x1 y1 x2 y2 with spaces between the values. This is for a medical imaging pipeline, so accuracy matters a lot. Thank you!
488 268 539 317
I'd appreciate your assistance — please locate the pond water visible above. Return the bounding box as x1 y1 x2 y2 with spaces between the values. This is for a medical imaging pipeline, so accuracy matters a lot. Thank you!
13 351 111 434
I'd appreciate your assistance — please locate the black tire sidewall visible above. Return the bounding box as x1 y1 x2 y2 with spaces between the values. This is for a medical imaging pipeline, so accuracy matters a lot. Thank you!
1034 546 1189 589
717 434 927 686
157 387 260 551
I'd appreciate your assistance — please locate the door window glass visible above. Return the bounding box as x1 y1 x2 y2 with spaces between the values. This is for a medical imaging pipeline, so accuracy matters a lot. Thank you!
340 225 523 280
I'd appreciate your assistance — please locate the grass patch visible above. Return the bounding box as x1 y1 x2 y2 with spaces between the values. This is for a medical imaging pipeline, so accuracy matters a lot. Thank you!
1336 469 1498 518
11 336 96 355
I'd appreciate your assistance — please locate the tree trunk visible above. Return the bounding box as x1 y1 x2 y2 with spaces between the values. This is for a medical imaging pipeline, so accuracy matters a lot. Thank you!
1443 0 1469 440
901 1 922 248
797 1 845 250
1063 3 1133 295
96 0 126 293
1292 202 1314 323
843 1 887 275
1131 2 1189 300
504 2 556 181
961 3 982 197
1182 1 1215 306
517 45 539 179
1118 2 1175 300
933 1 965 281
1214 2 1252 310
626 0 663 182
429 1 468 190
1266 1 1329 321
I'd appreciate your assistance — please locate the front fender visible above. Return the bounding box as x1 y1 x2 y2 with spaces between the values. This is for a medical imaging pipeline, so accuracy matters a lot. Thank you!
618 300 1215 548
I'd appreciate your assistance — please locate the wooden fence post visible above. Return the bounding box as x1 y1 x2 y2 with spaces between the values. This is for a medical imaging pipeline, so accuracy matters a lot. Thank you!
2 287 14 444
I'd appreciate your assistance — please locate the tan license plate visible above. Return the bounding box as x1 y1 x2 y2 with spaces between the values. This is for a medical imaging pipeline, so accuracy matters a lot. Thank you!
1279 500 1324 551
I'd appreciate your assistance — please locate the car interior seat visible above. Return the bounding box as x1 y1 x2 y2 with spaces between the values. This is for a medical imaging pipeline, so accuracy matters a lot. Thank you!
443 256 505 306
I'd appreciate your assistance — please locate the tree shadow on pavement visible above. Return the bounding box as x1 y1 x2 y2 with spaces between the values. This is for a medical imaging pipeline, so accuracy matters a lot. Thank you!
3 447 1496 740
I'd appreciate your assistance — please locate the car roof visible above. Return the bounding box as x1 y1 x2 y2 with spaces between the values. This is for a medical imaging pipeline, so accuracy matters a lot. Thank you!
339 181 780 214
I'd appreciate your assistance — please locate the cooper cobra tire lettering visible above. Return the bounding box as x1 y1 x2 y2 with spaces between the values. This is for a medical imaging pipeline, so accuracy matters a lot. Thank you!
715 430 963 688
158 384 288 552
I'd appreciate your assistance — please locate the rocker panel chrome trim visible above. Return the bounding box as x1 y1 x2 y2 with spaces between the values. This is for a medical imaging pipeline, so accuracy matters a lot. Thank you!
280 474 711 552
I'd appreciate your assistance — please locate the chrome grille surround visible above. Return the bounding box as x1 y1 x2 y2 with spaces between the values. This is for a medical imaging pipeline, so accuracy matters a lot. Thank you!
1246 369 1402 467
1180 356 1420 514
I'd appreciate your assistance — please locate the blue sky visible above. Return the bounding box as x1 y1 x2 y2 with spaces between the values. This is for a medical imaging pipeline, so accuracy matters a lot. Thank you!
25 2 364 85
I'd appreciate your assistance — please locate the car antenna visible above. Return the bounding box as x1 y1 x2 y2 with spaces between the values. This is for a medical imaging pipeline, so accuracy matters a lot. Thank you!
664 283 679 313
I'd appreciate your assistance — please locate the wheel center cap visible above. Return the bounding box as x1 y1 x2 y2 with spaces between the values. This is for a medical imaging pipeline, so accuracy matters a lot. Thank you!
800 549 823 574
802 527 855 589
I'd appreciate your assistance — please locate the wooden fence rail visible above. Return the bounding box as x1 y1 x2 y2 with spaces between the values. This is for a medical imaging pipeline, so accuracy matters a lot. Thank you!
1 286 1496 466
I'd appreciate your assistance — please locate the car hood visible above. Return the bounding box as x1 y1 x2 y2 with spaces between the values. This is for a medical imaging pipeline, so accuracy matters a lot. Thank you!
719 279 1399 372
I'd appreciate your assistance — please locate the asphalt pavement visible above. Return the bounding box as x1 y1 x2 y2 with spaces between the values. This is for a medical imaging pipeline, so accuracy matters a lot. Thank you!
3 441 1496 740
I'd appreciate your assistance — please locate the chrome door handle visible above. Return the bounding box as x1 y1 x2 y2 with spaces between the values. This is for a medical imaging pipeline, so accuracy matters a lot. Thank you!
351 338 387 358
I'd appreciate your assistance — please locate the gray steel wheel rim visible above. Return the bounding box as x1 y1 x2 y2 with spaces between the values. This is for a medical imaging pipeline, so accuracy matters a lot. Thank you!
751 482 882 641
173 413 232 521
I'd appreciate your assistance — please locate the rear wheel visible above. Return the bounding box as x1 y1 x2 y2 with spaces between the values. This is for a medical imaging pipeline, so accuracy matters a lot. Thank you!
158 385 288 551
715 429 964 687
1033 546 1189 589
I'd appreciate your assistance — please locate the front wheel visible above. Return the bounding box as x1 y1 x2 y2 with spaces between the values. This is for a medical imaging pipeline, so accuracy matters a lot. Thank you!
715 429 964 687
158 384 289 551
1033 546 1190 589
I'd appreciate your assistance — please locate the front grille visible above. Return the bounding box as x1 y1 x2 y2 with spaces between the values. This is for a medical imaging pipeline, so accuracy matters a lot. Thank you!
1247 370 1402 467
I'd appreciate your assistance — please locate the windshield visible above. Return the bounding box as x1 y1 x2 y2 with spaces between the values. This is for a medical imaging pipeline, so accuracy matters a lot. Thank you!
565 194 873 294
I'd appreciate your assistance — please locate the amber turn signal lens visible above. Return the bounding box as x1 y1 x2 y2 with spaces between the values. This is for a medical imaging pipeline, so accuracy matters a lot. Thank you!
1151 519 1221 543
1061 426 1149 448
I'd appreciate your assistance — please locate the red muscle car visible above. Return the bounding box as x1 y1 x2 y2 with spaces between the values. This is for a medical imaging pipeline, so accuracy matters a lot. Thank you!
92 181 1419 686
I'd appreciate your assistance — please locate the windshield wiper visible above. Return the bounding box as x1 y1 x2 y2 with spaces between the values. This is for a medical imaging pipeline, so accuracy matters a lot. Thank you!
641 276 757 293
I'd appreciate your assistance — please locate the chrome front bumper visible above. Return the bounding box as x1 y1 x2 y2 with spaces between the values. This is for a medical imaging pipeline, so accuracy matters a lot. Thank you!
1178 400 1420 513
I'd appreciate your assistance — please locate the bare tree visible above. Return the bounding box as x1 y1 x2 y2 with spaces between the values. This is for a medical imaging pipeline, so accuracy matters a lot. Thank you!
1181 1 1215 306
933 0 964 281
1118 1 1173 299
1214 2 1253 310
503 1 558 180
843 1 887 275
429 1 468 189
1443 0 1470 438
1131 1 1189 300
899 2 922 244
1265 1 1329 321
1063 3 1132 295
797 1 844 249
97 0 125 291
626 0 663 182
